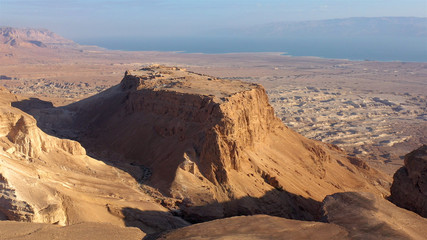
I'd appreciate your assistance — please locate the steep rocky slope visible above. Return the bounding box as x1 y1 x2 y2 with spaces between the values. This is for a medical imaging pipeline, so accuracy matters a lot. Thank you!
31 65 391 222
0 86 188 234
322 192 427 240
390 145 427 217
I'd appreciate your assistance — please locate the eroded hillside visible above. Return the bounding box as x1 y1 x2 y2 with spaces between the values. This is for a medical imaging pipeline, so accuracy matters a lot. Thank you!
18 65 390 223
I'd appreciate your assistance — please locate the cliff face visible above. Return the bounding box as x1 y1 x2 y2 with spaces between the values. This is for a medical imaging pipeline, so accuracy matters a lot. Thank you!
0 101 72 224
391 145 427 217
60 65 390 221
3 112 85 159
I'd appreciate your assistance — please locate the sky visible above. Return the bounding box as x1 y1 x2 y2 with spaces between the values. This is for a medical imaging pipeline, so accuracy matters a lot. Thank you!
1 0 426 40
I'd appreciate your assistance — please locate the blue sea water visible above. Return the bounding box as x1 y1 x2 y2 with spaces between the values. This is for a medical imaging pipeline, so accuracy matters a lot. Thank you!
77 36 427 62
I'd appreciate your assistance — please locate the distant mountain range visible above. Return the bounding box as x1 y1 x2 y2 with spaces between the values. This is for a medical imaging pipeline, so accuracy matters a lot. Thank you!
232 17 427 38
1 17 426 61
0 27 77 48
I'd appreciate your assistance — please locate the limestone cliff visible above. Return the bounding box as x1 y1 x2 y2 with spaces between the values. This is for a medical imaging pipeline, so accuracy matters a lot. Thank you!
58 65 390 221
390 145 427 217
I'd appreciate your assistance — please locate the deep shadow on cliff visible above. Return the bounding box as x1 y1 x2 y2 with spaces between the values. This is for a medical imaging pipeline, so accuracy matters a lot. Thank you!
127 191 427 240
11 98 54 112
175 188 321 223
122 188 321 239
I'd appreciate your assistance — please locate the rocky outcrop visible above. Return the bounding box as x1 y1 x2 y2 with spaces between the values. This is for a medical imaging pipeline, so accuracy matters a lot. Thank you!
158 215 349 240
0 87 189 234
0 174 34 221
322 192 427 240
390 145 427 217
4 114 86 159
52 65 390 222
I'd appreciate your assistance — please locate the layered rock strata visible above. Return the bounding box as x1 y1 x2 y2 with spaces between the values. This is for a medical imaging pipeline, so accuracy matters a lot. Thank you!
47 65 391 222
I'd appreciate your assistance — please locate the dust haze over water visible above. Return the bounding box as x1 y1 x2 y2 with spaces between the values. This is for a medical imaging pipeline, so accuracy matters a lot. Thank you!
75 16 427 62
77 34 427 62
2 1 426 62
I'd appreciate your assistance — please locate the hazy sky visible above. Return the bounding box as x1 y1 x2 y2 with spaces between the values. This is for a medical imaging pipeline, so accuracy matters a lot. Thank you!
1 0 426 39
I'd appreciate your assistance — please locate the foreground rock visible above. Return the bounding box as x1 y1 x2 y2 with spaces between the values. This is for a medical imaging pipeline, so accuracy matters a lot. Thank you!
390 145 427 217
322 192 427 240
32 65 390 222
158 215 349 240
0 221 144 240
162 192 427 240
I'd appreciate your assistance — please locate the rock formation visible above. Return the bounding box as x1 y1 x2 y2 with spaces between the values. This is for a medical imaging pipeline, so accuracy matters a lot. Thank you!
0 86 188 233
30 65 390 222
390 145 427 217
322 192 427 240
158 215 349 240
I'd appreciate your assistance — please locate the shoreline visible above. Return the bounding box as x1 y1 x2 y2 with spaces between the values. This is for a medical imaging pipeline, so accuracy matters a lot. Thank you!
88 46 427 64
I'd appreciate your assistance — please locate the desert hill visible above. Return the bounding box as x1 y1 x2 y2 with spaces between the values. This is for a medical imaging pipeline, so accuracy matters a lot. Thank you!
23 65 391 223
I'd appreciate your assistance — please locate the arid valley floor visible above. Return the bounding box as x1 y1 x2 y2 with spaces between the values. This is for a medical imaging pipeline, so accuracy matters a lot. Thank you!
0 28 426 239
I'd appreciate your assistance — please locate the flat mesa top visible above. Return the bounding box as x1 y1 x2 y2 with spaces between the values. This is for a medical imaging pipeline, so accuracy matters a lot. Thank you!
124 65 258 100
